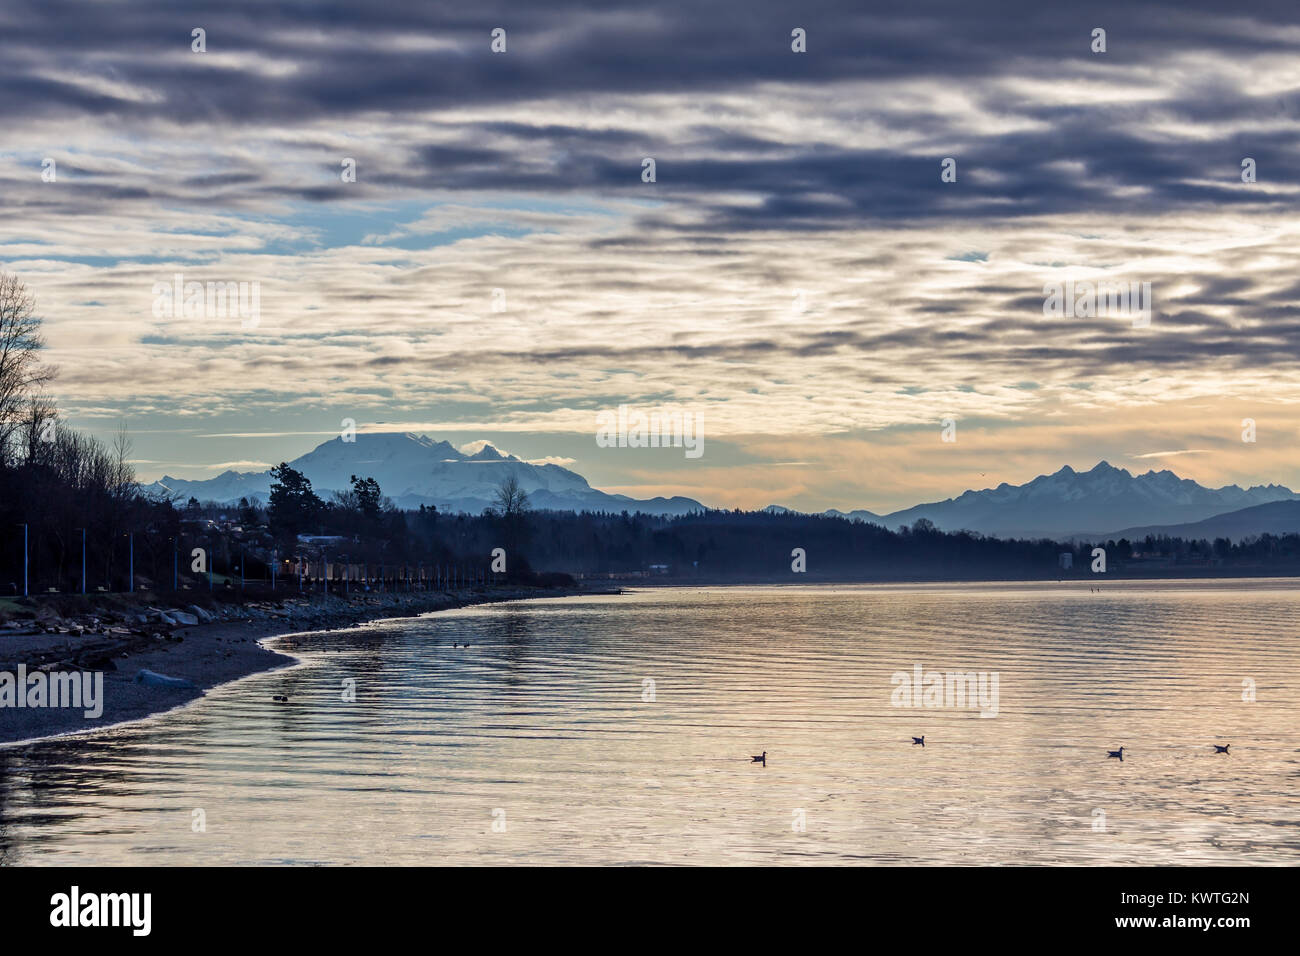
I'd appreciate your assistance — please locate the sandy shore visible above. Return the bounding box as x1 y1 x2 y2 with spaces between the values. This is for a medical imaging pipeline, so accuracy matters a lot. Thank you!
0 586 598 747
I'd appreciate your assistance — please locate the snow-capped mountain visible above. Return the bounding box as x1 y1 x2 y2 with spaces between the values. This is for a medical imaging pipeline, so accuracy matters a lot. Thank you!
149 445 1297 537
143 432 704 516
834 462 1299 538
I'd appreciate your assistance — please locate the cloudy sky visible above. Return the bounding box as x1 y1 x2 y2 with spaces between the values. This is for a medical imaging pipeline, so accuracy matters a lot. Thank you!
4 0 1300 512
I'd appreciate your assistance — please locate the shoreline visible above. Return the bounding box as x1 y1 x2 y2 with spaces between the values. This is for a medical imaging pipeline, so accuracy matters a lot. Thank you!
0 585 605 749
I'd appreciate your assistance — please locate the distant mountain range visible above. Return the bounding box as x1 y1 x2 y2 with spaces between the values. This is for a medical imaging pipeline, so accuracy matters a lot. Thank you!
143 432 705 516
804 461 1300 540
147 440 1300 541
1104 499 1300 542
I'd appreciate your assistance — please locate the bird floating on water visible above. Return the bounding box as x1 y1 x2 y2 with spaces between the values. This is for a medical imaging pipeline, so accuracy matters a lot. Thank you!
750 751 766 765
1214 744 1230 754
272 695 288 704
912 735 925 746
1107 746 1124 760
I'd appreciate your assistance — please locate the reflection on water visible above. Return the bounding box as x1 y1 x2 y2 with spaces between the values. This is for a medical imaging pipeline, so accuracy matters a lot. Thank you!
2 580 1298 865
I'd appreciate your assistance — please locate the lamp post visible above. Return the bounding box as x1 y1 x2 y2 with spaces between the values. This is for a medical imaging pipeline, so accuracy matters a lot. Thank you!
77 527 86 595
19 523 28 597
128 531 134 593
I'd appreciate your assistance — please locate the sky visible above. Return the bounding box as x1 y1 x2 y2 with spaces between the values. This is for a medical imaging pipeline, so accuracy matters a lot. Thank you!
3 0 1300 513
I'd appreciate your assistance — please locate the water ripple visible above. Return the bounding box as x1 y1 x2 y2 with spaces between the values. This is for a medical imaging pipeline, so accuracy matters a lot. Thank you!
1 580 1297 865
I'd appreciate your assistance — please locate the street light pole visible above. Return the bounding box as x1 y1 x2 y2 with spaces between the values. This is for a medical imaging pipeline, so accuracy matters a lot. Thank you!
21 523 28 597
128 531 134 593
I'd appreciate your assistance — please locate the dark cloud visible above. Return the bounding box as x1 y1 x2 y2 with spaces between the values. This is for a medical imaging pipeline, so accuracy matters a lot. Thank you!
7 0 1300 438
4 0 1299 227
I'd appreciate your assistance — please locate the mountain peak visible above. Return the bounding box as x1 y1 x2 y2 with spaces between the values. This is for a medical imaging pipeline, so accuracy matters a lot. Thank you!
461 440 511 461
874 460 1297 538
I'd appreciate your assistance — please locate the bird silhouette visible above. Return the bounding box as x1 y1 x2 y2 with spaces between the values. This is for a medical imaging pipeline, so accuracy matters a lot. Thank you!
272 695 289 704
1214 744 1230 754
912 736 925 746
1107 746 1124 760
750 751 766 765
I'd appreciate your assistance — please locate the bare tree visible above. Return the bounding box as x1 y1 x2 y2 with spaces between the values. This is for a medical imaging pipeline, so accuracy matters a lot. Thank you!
494 473 530 519
0 272 57 465
19 394 59 467
494 474 530 573
110 422 135 499
98 422 138 587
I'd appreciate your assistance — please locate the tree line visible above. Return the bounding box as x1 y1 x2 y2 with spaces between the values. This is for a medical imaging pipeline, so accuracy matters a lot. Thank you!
431 509 1300 581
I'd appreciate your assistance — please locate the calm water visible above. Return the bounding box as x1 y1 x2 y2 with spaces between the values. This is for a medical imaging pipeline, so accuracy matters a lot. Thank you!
2 581 1298 865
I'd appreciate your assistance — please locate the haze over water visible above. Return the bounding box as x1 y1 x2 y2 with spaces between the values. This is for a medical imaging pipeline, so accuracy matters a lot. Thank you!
2 581 1297 865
